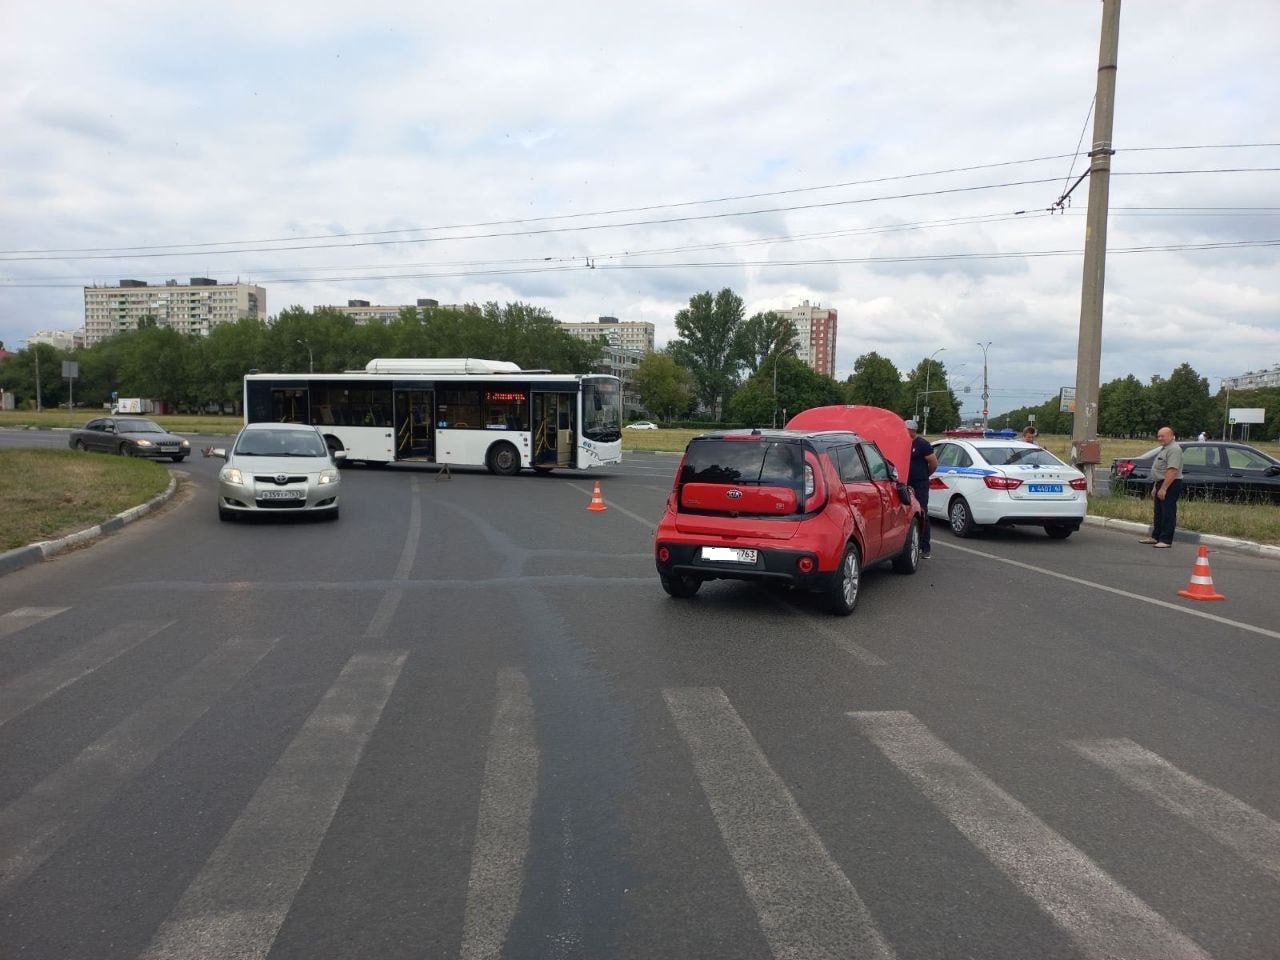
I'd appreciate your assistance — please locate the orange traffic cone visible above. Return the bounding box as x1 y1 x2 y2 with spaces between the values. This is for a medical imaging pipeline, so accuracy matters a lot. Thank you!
1177 545 1225 601
587 479 607 512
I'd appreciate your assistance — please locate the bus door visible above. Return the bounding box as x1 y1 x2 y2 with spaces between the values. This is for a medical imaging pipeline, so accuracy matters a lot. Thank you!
533 392 577 468
394 390 434 460
271 387 309 424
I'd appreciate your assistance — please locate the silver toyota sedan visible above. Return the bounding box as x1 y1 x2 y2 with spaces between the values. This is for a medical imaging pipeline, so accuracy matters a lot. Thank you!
207 422 344 521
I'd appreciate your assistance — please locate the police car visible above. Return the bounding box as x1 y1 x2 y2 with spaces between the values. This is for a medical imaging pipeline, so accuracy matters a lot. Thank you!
927 438 1087 539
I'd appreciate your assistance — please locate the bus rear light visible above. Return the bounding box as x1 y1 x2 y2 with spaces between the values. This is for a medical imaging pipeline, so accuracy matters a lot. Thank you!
797 557 815 573
983 475 1023 490
657 546 671 563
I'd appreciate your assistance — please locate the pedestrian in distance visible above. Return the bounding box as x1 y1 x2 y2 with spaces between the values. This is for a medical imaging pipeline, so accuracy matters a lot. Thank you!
1021 425 1039 445
1139 426 1184 548
1197 429 1207 442
905 419 938 559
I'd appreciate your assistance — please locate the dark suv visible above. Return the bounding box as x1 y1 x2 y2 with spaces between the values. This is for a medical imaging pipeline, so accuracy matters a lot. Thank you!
654 428 923 615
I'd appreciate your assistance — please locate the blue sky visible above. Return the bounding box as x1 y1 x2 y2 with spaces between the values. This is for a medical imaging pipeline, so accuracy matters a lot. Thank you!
2 0 1278 416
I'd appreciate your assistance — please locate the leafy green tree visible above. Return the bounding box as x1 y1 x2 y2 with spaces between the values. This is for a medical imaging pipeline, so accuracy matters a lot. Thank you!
728 355 842 427
633 352 694 421
668 288 747 419
843 351 902 408
736 311 798 375
901 357 961 432
1152 363 1216 438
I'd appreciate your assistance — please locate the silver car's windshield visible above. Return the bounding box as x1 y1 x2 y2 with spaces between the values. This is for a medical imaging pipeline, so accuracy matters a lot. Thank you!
116 419 164 433
235 429 328 457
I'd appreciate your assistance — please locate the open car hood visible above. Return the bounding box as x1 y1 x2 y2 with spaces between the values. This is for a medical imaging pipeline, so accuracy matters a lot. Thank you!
785 405 911 480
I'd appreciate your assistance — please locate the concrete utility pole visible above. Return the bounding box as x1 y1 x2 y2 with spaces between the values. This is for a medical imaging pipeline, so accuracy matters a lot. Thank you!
977 341 992 431
1070 0 1121 490
922 347 944 435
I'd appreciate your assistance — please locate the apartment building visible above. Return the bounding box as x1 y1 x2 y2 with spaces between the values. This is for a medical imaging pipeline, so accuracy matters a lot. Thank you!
1223 364 1280 391
776 300 838 377
83 278 266 344
330 298 463 324
25 329 79 351
560 317 655 354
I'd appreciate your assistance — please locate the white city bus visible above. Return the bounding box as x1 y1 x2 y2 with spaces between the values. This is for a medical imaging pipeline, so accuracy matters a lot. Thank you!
243 358 623 474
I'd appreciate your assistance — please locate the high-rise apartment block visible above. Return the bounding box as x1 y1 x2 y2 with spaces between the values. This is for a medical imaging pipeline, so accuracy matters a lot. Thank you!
83 278 266 344
331 298 463 324
778 301 837 377
560 317 655 353
1222 364 1280 391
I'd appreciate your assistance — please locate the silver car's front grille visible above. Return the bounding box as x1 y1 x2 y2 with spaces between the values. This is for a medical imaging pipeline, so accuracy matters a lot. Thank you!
254 475 307 485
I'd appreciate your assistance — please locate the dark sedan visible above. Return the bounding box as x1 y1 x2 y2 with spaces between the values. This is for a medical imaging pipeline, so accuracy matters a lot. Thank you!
1110 441 1280 503
68 417 191 462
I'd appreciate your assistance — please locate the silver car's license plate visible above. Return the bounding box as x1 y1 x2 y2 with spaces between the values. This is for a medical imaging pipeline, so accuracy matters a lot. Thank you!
258 489 304 500
702 546 758 563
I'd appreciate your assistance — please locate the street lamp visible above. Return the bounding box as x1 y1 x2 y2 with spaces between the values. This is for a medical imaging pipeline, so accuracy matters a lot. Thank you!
922 347 944 434
296 339 314 373
977 341 992 431
19 340 42 413
772 354 780 429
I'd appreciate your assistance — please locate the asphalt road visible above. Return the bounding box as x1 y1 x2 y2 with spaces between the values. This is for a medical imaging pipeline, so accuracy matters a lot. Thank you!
1 432 1278 959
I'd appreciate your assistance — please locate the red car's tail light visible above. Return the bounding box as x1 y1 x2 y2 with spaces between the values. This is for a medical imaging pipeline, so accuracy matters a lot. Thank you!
983 475 1023 490
803 451 828 512
1069 477 1088 490
657 546 671 562
797 557 815 573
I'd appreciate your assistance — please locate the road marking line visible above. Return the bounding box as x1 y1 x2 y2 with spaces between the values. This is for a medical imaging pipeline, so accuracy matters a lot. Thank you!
460 667 540 960
850 711 1211 960
566 482 657 530
138 650 407 960
765 594 887 666
0 618 175 726
1070 737 1280 883
364 479 423 639
936 539 1280 641
667 687 894 960
0 636 276 897
0 606 69 640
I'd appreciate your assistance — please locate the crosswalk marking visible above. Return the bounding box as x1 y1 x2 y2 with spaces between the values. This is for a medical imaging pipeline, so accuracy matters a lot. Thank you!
0 606 69 640
138 650 408 960
851 711 1212 960
0 636 276 898
0 619 175 727
459 667 540 960
667 687 895 960
1070 737 1280 883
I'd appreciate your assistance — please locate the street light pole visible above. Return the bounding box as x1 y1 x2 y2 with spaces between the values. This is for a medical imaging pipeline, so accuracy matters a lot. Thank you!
977 341 992 431
922 347 944 435
296 339 314 373
772 355 779 429
20 341 42 413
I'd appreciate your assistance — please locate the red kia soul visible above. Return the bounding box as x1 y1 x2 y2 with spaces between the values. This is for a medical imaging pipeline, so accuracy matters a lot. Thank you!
654 425 923 614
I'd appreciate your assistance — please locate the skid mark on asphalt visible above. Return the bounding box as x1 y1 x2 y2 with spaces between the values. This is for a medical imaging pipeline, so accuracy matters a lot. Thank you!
0 618 174 726
363 476 423 640
851 711 1211 960
765 593 887 666
0 607 69 640
667 687 895 959
460 667 539 960
0 636 277 898
1071 737 1280 883
138 650 407 960
936 540 1280 641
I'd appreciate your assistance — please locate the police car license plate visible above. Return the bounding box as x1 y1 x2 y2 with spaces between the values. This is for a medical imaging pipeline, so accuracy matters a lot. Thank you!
702 546 758 564
258 490 303 500
1028 483 1063 494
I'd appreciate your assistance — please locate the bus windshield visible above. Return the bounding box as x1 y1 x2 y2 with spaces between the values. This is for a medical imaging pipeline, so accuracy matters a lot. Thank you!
582 378 622 443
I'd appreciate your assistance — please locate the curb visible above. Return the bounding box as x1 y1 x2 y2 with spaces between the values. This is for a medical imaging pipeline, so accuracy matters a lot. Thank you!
0 473 179 577
1083 514 1280 560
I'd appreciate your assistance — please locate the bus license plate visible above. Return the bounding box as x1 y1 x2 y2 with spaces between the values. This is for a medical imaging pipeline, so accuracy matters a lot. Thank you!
702 546 758 564
1028 484 1063 494
258 490 304 500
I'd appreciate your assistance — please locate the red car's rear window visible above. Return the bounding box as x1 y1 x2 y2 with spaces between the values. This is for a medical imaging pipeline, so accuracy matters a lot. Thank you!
679 439 804 487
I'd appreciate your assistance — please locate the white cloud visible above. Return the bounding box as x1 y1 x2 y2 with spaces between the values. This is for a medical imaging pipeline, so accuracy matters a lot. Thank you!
1 0 1278 414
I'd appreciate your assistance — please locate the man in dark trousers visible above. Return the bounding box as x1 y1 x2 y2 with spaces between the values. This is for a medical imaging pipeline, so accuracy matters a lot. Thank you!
905 419 938 558
1140 425 1183 548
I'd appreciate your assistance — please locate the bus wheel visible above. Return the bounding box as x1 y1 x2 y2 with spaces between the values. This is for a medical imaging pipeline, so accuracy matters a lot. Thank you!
488 441 521 476
323 435 349 463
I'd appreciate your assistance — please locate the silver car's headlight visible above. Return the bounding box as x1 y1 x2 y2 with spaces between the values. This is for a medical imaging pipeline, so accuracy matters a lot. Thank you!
135 439 154 447
220 467 244 485
181 439 190 447
318 468 339 485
